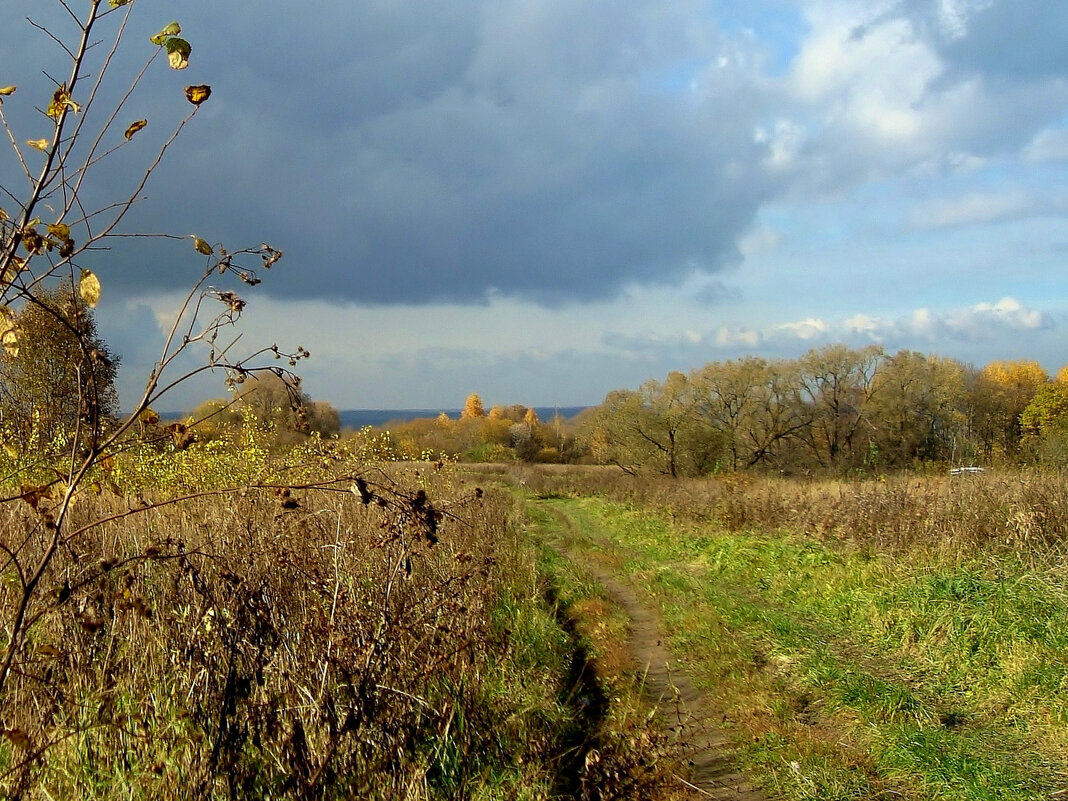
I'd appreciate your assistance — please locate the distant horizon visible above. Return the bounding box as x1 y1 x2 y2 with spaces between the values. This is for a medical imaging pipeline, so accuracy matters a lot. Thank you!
155 404 595 413
336 406 591 430
153 405 593 428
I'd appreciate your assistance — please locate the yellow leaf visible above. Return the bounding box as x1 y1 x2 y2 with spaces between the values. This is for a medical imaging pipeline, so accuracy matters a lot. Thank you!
0 306 17 358
46 86 80 119
124 119 147 140
26 138 49 151
184 85 211 106
47 222 70 241
0 86 15 96
2 255 25 280
3 443 16 460
79 269 101 308
109 0 131 7
20 226 45 255
58 482 79 508
192 236 213 255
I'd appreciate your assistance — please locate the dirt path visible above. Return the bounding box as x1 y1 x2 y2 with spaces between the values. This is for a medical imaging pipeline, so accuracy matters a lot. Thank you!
542 503 768 801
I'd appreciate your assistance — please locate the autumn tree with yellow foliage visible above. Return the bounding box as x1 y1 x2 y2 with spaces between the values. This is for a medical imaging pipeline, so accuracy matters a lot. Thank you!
461 392 486 419
582 349 1068 474
968 360 1048 458
1021 365 1068 462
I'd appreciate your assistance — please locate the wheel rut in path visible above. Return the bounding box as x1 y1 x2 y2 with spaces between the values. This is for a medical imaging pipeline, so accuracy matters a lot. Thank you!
543 503 768 801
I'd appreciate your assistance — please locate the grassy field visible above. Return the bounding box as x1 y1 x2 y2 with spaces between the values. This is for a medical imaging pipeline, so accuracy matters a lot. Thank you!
9 446 1068 798
499 466 1068 800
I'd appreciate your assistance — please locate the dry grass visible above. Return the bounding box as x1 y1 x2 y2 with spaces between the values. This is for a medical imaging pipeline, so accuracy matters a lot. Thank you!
499 465 1068 556
0 467 582 799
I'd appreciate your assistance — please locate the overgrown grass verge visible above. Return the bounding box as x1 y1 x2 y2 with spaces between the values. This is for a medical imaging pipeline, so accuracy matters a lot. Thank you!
515 474 1068 801
0 467 597 799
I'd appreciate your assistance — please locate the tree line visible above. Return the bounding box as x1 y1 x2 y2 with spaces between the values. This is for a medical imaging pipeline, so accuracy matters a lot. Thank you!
583 345 1065 476
379 394 585 463
7 301 1060 477
347 346 1068 473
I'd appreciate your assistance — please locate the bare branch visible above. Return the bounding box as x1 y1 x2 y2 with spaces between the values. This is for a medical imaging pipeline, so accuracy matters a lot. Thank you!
55 0 83 28
0 107 33 185
25 18 77 62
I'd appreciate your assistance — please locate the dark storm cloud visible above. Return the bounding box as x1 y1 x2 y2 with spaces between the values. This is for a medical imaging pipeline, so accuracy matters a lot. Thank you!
0 0 779 305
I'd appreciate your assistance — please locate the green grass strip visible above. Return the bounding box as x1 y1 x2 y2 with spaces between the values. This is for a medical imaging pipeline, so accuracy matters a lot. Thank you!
537 495 1068 800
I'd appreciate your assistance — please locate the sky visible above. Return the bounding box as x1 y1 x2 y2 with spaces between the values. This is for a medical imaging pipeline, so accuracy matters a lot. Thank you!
2 0 1067 411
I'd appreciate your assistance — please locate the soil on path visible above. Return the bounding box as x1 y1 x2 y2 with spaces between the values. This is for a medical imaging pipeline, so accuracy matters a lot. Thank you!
543 503 769 801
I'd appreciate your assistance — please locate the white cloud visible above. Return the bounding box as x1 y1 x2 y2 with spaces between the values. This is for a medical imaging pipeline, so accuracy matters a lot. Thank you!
935 0 995 40
842 313 882 336
833 297 1050 342
790 5 940 144
906 190 1036 230
774 317 830 340
754 118 807 169
756 297 1052 348
714 326 762 348
954 297 1051 334
775 1 1068 193
1024 127 1068 162
737 223 784 257
905 307 945 339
